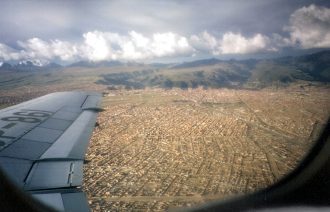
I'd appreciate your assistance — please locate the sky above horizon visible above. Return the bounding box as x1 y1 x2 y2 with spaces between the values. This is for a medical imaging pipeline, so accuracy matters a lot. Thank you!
0 0 330 64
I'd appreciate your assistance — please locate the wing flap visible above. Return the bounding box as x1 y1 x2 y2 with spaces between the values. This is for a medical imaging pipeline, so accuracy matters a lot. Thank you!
25 160 83 190
0 157 32 187
82 94 102 110
32 193 65 211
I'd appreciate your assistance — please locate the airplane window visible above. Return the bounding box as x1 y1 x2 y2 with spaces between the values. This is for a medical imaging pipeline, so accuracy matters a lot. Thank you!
0 0 329 211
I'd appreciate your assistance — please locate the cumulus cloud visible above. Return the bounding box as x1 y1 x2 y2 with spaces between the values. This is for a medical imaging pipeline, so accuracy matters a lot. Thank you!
0 30 278 63
151 32 191 57
1 2 330 64
15 38 78 61
82 31 113 61
287 4 330 48
219 32 270 54
6 5 330 65
190 31 273 55
0 31 195 62
190 31 218 53
81 31 195 61
0 43 26 61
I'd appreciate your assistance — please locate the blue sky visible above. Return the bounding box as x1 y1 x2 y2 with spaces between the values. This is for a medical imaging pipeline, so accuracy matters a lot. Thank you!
0 0 329 64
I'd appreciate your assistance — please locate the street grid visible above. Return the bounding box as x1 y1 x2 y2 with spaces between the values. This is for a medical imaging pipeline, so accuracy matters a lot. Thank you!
83 87 330 211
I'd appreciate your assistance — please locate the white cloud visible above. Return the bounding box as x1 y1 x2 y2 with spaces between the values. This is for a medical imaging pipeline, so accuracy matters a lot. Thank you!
51 40 78 61
8 7 330 64
0 43 25 61
17 38 52 59
287 4 330 48
219 32 270 54
130 31 149 48
0 31 195 62
190 31 272 55
16 38 78 61
82 31 112 61
190 31 218 53
0 30 284 62
150 32 192 57
0 30 277 63
270 33 292 49
80 31 194 61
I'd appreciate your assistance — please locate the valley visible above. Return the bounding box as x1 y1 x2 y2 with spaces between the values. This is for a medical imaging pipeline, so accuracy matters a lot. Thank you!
0 51 329 211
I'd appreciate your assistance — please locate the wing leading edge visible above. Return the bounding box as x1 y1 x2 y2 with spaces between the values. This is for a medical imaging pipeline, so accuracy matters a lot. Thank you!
0 91 102 211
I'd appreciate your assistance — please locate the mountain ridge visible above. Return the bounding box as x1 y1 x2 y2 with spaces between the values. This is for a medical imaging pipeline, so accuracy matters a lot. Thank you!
1 50 330 89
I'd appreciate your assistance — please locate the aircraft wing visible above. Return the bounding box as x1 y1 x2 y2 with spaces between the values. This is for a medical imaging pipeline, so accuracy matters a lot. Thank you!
0 91 102 212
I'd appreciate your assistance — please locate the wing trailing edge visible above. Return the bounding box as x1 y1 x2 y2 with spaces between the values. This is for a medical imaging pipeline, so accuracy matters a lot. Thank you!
0 92 102 211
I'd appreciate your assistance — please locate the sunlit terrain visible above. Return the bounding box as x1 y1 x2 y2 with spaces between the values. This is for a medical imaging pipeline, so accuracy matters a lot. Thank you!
0 63 329 211
80 87 329 211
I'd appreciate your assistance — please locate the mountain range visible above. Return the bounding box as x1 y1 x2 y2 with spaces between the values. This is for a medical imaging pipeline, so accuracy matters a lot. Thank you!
0 60 62 72
95 50 330 89
1 50 330 89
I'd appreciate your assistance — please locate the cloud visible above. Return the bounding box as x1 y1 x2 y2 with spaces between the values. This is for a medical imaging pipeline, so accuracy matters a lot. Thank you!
219 32 270 54
16 38 78 61
150 32 192 57
1 0 313 45
51 40 79 61
190 31 273 55
82 31 113 61
0 30 278 63
1 1 330 63
190 31 218 53
0 43 24 61
287 4 330 48
0 31 195 62
4 4 330 65
81 30 194 61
